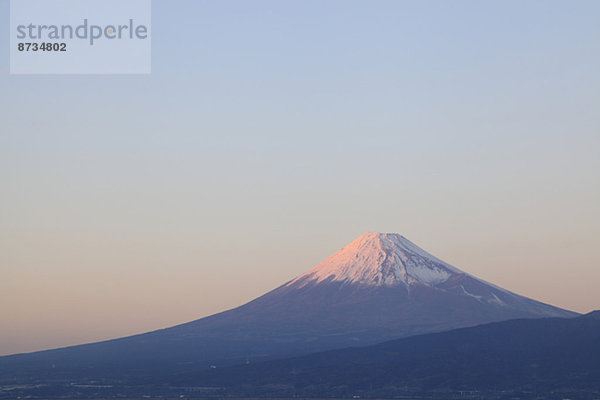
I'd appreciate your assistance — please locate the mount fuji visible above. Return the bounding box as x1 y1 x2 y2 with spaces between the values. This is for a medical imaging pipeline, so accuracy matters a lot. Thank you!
0 232 577 383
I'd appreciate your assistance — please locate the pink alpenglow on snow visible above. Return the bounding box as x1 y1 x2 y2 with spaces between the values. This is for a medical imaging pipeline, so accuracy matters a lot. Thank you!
288 232 462 288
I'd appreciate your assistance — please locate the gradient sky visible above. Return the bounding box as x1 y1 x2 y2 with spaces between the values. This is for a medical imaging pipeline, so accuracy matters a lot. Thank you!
1 0 599 356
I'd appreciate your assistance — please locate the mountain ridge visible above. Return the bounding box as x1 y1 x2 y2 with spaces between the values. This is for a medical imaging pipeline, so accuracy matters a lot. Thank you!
169 311 599 399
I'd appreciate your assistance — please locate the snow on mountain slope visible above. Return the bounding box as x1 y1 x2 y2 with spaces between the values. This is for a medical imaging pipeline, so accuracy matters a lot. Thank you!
283 232 567 316
287 232 460 287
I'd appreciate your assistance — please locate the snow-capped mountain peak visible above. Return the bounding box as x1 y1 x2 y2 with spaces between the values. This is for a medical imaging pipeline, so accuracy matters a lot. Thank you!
286 232 463 288
2 231 576 382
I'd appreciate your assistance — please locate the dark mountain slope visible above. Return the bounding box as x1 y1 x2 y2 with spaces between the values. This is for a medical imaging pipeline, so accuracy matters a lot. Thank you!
176 311 600 398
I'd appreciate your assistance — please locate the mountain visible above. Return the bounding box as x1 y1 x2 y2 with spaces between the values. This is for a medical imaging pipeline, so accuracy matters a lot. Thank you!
0 233 577 388
175 311 600 399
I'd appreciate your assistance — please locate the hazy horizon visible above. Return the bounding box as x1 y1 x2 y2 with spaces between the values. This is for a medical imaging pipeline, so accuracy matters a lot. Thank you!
1 0 599 356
